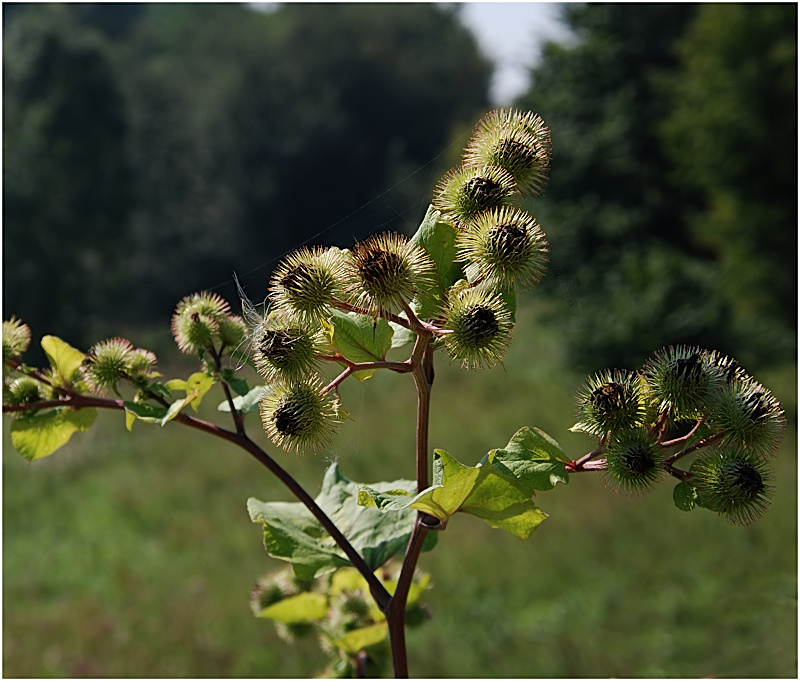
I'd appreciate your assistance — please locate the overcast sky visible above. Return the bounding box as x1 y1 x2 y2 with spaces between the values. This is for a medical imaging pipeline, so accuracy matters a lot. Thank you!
458 2 573 104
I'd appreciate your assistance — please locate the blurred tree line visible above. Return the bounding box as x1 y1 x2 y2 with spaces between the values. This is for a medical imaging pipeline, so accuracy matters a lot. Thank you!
517 3 796 371
3 2 491 349
4 3 796 373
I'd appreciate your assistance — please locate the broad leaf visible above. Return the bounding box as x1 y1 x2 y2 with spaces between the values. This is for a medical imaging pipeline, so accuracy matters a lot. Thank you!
248 463 436 580
411 205 463 320
360 428 568 539
248 498 349 581
41 336 85 385
314 465 438 567
10 408 97 461
325 310 393 380
218 385 265 414
486 427 570 491
673 481 698 512
360 449 548 539
160 388 200 424
256 592 328 622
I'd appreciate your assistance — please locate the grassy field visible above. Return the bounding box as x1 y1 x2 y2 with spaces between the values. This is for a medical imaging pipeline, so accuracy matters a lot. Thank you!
3 300 797 677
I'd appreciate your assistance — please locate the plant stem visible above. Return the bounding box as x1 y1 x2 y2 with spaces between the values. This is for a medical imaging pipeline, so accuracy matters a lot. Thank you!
660 418 705 449
386 339 436 677
411 342 434 491
319 357 412 396
386 517 429 678
665 432 724 465
209 345 246 435
3 394 392 610
566 444 605 472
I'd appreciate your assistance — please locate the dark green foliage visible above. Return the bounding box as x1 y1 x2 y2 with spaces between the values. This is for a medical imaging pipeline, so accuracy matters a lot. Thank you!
660 3 797 362
3 3 490 347
3 7 134 348
516 3 796 371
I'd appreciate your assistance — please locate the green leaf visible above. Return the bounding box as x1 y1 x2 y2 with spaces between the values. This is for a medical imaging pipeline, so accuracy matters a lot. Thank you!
248 463 436 580
164 372 214 411
325 309 393 380
146 381 173 403
411 204 463 320
329 567 385 623
332 622 388 654
330 566 370 595
218 385 265 414
257 592 328 623
487 426 570 492
247 498 349 581
160 393 197 424
41 336 85 384
673 481 698 512
10 408 97 461
357 488 415 511
123 401 169 425
360 435 559 539
220 367 249 396
389 320 417 349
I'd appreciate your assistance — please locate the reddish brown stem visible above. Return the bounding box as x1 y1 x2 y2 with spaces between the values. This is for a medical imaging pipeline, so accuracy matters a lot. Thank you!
3 393 392 610
660 418 706 449
665 432 725 465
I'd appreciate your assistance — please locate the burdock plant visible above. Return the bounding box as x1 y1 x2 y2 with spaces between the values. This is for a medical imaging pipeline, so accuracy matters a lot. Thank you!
2 108 787 678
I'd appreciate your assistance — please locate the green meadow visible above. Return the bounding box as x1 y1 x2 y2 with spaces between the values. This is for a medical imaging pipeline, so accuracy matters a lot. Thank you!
3 300 796 677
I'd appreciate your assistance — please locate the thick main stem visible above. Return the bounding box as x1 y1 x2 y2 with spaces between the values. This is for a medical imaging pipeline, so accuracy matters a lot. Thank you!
386 340 435 678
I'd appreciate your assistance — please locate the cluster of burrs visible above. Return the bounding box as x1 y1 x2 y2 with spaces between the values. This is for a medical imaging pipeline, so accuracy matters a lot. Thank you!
244 109 553 454
2 316 159 408
570 345 785 524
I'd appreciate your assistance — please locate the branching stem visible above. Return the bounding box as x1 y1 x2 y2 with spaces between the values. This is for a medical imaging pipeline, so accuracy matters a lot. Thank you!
2 392 392 610
383 325 436 677
660 417 705 449
665 432 724 465
209 344 246 435
566 443 605 471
